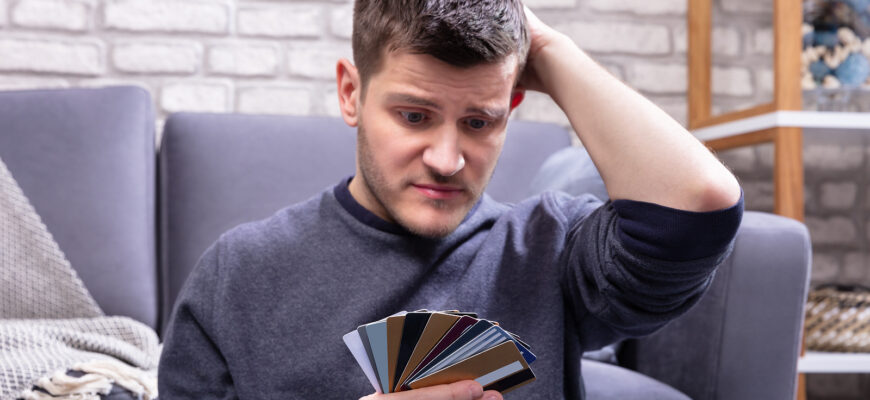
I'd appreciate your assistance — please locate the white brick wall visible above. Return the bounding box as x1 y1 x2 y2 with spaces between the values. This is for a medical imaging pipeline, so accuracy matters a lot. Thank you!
208 43 280 77
113 41 201 74
750 28 774 55
237 84 312 115
522 0 576 9
712 66 753 96
104 0 229 34
557 21 670 55
330 4 353 39
0 0 7 27
161 81 230 113
0 37 104 75
237 4 324 38
286 44 350 80
673 26 741 57
12 0 91 31
587 0 686 16
628 63 687 94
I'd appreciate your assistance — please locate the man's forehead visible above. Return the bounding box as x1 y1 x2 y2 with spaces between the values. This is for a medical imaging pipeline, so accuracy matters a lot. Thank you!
369 51 519 109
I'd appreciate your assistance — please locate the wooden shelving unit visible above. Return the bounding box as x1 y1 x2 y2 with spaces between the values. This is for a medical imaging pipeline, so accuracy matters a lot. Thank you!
685 1 870 399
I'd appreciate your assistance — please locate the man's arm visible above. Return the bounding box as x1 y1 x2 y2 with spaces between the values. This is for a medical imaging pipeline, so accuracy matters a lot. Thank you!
520 7 741 212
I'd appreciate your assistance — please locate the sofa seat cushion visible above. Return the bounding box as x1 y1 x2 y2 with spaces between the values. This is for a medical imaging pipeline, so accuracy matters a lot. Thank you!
582 360 691 400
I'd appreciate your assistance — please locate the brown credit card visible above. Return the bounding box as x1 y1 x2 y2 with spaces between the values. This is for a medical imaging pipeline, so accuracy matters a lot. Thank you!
407 341 535 393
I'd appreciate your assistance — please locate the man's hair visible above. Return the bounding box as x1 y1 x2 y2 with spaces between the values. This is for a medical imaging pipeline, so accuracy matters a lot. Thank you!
352 0 529 96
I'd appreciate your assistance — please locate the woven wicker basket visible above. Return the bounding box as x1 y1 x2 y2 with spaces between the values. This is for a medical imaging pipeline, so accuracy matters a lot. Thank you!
804 285 870 352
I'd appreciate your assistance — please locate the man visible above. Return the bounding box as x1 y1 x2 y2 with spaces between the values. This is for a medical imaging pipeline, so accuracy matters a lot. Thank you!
159 1 743 399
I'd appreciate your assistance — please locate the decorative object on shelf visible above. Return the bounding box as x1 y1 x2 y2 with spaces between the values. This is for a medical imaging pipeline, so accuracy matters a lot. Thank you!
802 0 870 90
804 284 870 353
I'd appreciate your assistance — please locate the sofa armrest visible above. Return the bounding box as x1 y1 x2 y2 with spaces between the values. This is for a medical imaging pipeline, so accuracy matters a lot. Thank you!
618 211 812 400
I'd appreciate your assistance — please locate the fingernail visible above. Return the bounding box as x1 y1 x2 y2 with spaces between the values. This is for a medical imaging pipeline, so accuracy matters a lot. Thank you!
485 395 500 400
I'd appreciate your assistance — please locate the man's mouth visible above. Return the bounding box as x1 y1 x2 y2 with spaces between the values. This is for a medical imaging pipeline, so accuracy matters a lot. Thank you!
411 183 464 200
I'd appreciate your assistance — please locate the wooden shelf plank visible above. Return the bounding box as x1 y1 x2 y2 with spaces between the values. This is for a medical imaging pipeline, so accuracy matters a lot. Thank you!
798 351 870 373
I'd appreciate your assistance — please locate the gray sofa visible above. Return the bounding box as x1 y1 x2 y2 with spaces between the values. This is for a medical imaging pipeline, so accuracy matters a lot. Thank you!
0 86 812 400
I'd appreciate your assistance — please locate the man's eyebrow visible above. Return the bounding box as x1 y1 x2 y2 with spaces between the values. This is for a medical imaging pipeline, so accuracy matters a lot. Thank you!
466 106 508 120
385 93 442 110
386 93 508 119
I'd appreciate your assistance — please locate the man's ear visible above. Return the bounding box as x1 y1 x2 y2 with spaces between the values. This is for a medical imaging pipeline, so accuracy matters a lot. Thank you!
509 88 525 112
336 58 361 127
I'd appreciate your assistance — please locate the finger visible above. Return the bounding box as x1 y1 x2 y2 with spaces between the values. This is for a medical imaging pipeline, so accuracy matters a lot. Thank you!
361 380 485 400
482 390 504 400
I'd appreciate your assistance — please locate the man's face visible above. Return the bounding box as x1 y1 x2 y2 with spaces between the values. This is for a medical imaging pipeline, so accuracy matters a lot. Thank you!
346 51 521 238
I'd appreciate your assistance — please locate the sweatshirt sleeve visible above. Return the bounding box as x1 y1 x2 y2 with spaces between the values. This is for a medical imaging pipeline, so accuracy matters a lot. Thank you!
561 190 744 351
158 241 238 400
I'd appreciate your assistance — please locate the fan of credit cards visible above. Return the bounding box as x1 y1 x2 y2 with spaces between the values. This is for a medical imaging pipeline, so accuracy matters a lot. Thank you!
343 310 536 394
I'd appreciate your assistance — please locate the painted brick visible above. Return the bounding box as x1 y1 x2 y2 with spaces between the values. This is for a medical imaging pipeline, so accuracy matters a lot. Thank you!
843 252 869 285
756 143 868 170
79 78 151 93
758 68 774 96
750 28 774 55
712 67 753 96
238 5 323 38
113 42 200 74
516 91 571 127
321 85 341 117
12 0 89 31
208 43 279 77
0 76 68 90
652 97 688 127
161 81 230 113
721 0 773 15
286 44 351 80
820 182 857 210
717 146 757 174
104 0 229 34
742 181 774 211
524 0 577 8
806 216 857 246
330 4 353 39
628 63 686 94
794 144 865 171
556 21 670 55
0 37 103 75
811 253 840 283
587 0 686 15
674 25 741 56
237 85 311 115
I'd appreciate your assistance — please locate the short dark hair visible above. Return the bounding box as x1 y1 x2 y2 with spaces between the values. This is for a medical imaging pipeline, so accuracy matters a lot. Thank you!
352 0 529 96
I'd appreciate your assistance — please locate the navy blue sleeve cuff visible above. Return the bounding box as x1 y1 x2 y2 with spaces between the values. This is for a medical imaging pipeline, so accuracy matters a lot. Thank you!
610 188 744 262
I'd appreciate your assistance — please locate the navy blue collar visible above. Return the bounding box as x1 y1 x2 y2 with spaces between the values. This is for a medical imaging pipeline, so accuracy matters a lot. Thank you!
333 176 482 236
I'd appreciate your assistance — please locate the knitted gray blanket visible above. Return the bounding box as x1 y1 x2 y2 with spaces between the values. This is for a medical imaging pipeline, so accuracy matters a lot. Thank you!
0 158 159 399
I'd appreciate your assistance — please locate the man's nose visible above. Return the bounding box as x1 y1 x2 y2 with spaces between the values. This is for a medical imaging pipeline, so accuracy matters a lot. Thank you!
422 126 465 177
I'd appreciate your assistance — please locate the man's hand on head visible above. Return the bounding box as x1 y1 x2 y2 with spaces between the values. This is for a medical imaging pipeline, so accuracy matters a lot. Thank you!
359 381 503 400
517 5 569 94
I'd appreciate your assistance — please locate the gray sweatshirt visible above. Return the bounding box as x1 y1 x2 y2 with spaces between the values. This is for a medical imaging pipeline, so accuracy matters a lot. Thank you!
159 179 743 399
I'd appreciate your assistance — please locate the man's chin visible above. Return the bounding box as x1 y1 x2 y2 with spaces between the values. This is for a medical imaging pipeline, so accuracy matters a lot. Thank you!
396 209 468 238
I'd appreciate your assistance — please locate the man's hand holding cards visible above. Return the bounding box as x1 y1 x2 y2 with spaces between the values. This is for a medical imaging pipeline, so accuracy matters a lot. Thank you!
343 311 536 397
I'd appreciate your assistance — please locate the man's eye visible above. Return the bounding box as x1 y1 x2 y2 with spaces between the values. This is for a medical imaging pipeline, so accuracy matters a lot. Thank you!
400 111 426 124
467 119 490 130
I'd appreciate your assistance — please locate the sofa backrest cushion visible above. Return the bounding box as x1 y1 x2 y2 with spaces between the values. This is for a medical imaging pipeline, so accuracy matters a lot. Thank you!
158 113 570 334
0 87 157 329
